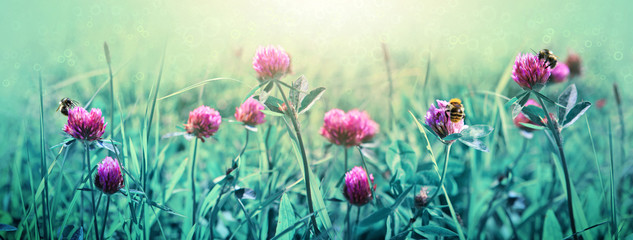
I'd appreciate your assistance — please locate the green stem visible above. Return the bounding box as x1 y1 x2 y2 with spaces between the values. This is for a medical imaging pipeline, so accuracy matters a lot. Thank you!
476 190 502 239
38 73 50 239
210 130 249 238
429 143 452 200
431 143 465 240
382 43 394 132
190 138 199 238
233 130 250 169
209 180 228 239
274 80 320 234
85 144 100 240
536 94 578 239
344 147 348 172
105 42 114 142
81 149 85 228
346 204 351 240
101 196 111 240
503 206 519 239
357 147 375 201
354 206 360 238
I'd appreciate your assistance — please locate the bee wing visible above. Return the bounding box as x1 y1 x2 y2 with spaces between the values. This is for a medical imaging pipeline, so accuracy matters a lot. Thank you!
56 103 63 112
70 99 80 107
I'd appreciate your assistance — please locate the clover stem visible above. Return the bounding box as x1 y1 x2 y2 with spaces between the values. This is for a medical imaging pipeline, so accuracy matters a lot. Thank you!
536 94 578 239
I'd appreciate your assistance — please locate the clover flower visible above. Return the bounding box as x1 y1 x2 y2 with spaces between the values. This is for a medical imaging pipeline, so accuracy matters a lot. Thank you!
184 105 222 142
512 53 552 91
235 97 266 126
63 107 107 142
94 157 124 195
252 45 291 81
550 63 570 83
320 109 379 147
424 100 466 142
343 166 376 206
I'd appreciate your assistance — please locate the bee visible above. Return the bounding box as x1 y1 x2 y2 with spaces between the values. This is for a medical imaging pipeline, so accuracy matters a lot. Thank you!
537 49 558 69
445 98 465 123
56 98 79 116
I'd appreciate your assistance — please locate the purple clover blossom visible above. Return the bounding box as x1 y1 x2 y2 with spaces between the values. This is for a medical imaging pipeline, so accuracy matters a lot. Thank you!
512 53 552 91
343 166 375 206
63 107 107 142
94 156 124 195
235 97 266 126
320 109 379 148
550 62 570 83
184 105 222 142
252 45 291 81
424 100 466 142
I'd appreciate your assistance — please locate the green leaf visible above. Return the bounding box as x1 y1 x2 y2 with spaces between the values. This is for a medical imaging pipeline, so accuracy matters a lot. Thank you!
422 123 440 139
360 208 392 226
307 166 333 236
260 109 284 117
562 101 591 128
505 91 528 108
521 105 546 125
532 90 556 105
274 193 297 240
387 141 417 184
457 137 489 152
298 87 326 114
504 96 519 109
95 140 120 154
443 133 462 141
460 125 493 139
360 186 413 226
254 95 285 114
542 210 563 240
557 84 578 121
199 184 222 216
414 224 458 237
519 122 546 130
0 223 17 231
511 92 531 118
289 75 309 108
518 91 531 106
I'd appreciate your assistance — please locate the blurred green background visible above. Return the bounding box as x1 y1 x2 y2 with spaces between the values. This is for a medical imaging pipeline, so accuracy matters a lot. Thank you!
1 0 631 122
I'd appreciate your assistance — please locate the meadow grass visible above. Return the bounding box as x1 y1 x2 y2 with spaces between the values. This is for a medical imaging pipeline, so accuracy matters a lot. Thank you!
0 39 631 240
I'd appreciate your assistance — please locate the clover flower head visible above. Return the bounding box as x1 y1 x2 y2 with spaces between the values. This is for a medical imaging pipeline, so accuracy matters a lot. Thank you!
184 105 222 142
94 157 124 195
252 45 291 81
512 53 552 91
320 109 379 147
63 107 107 142
235 97 266 126
343 166 376 206
424 100 466 142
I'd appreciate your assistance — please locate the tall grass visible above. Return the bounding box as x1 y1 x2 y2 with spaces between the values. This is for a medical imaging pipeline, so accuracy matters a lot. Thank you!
1 41 630 240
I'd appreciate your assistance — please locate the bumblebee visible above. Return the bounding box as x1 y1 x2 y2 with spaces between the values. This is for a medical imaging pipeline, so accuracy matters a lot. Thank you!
537 49 558 69
446 98 465 123
56 98 79 116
